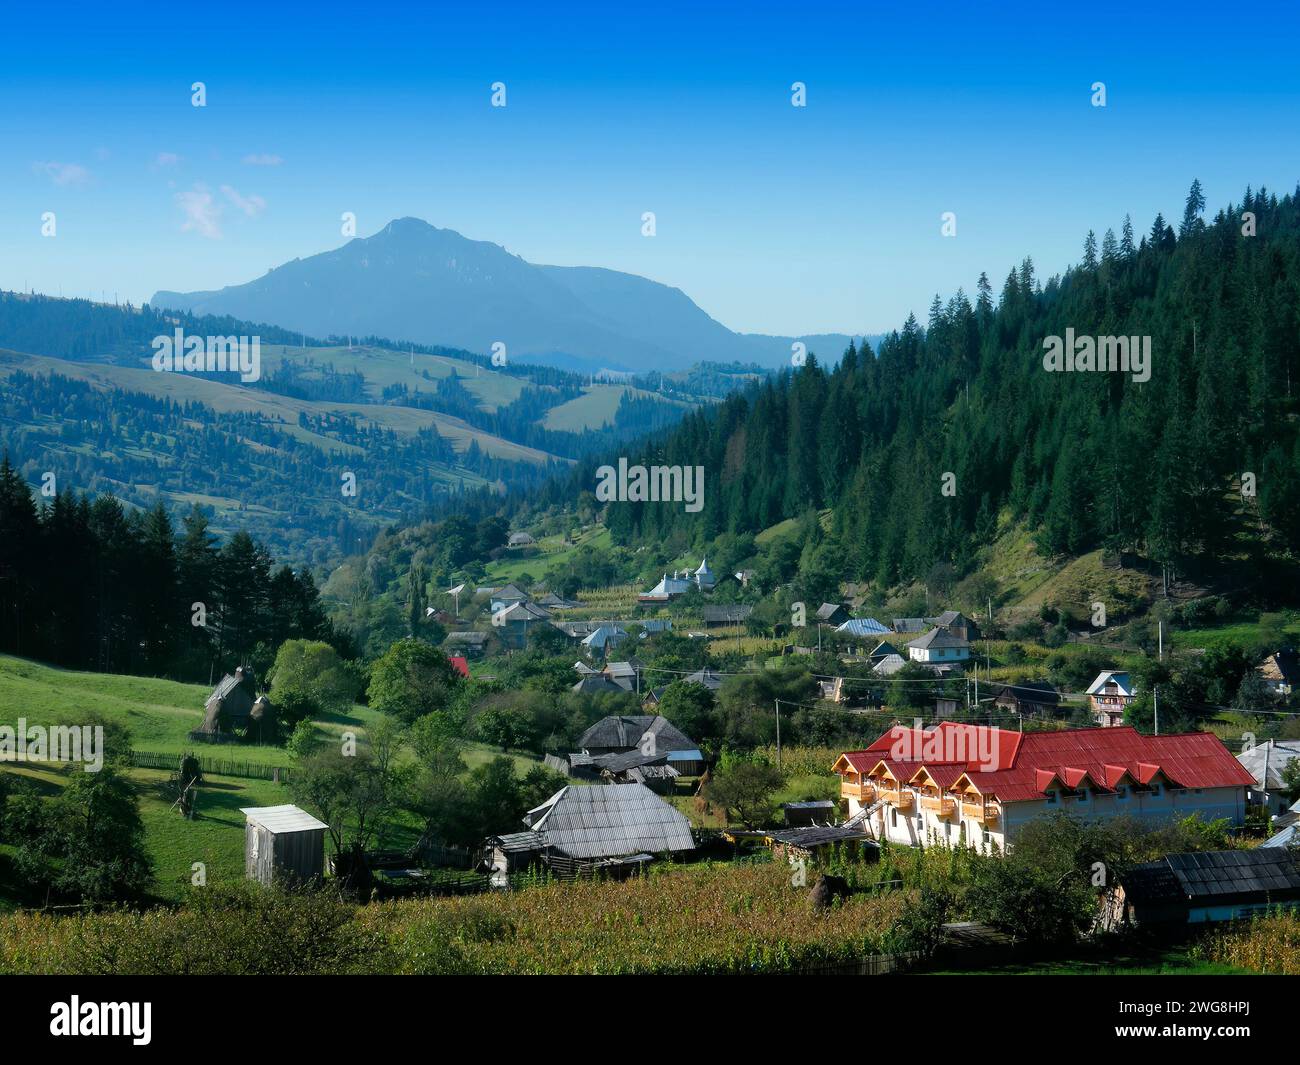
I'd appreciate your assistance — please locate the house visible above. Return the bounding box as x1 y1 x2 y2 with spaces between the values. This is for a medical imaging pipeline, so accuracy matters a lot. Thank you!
992 680 1061 718
836 617 891 639
734 569 756 588
816 602 849 626
1104 849 1300 929
492 600 552 649
489 583 529 614
443 630 489 657
481 784 695 877
819 676 846 703
536 591 580 610
589 750 680 793
1236 738 1300 816
241 804 328 887
602 659 644 692
867 640 901 663
873 653 908 676
702 603 753 626
906 627 971 665
571 674 629 696
894 612 980 641
1258 650 1300 697
581 624 629 657
933 610 981 642
1087 670 1135 727
447 655 470 679
507 531 535 548
693 557 716 591
832 722 1255 853
723 823 877 864
578 714 696 756
680 668 724 692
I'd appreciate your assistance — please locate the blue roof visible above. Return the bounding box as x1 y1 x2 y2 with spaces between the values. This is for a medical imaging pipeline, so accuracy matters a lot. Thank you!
666 749 704 762
835 617 889 636
1260 823 1298 849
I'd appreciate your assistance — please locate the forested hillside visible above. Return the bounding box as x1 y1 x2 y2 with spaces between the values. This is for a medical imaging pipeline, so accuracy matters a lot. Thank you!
571 182 1300 594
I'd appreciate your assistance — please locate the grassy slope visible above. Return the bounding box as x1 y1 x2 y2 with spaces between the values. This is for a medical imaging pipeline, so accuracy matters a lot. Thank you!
541 384 689 432
0 349 555 466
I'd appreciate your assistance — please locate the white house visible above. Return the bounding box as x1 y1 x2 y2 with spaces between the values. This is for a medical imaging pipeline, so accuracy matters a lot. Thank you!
1087 670 1135 727
905 627 970 664
638 559 715 603
833 722 1254 853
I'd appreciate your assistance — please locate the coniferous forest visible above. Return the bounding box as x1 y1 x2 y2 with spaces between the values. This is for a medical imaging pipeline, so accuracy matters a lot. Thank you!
570 182 1300 590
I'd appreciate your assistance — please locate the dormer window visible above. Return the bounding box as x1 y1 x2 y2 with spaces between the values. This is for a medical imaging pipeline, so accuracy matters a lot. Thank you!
1116 786 1128 799
1046 791 1057 804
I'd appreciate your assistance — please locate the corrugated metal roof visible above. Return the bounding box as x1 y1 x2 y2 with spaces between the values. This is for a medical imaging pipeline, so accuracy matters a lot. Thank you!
836 617 890 636
833 724 1254 803
240 804 329 834
524 784 694 859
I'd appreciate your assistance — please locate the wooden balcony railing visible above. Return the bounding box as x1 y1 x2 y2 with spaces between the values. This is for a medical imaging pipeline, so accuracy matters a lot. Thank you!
840 782 876 802
919 794 956 816
960 800 1000 823
879 788 913 810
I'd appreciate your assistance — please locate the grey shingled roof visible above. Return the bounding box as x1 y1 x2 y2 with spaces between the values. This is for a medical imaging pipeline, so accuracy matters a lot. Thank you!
523 784 694 859
907 627 970 650
240 804 329 834
578 714 696 752
1237 739 1300 791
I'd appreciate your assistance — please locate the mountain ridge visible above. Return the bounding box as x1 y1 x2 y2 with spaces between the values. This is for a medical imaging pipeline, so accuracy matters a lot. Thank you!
151 218 864 373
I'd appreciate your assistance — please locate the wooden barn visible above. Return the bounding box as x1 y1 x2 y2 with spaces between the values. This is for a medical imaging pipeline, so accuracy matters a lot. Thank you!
241 804 328 887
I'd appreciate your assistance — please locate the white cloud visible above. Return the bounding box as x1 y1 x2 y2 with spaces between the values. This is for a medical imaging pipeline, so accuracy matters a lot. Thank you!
33 161 91 187
221 184 266 218
176 185 222 239
155 152 180 167
241 153 283 166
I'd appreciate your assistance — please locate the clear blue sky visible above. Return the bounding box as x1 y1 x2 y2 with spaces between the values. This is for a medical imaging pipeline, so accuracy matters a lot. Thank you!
3 0 1299 337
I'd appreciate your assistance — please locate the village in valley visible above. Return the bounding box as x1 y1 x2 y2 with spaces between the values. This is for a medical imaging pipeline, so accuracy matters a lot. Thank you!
4 6 1300 1019
6 520 1291 977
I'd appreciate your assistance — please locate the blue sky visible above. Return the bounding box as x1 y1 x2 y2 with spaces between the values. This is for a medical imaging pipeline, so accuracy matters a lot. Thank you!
3 0 1299 338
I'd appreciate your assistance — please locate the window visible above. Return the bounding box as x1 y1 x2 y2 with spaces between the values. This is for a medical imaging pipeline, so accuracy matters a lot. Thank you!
1150 784 1161 796
1046 791 1057 805
1078 790 1088 803
1116 787 1128 799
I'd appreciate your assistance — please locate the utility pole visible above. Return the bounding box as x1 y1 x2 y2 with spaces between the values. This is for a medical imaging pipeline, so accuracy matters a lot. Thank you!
1153 684 1159 736
1158 619 1164 661
774 699 782 771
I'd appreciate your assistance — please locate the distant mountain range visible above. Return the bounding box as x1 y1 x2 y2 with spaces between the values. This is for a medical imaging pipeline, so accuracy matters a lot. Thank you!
152 218 867 372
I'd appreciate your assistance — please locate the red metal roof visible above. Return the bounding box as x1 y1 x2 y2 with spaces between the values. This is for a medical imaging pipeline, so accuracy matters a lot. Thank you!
447 655 470 679
835 725 1254 803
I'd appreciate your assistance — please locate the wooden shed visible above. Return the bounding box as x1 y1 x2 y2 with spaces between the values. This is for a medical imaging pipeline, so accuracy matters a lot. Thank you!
241 804 328 887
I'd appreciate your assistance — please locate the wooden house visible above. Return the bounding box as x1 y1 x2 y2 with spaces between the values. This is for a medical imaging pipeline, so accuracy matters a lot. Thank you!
241 804 328 887
992 680 1061 718
1087 670 1135 727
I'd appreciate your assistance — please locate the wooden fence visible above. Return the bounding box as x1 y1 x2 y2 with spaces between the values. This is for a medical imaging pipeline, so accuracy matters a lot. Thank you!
130 750 291 783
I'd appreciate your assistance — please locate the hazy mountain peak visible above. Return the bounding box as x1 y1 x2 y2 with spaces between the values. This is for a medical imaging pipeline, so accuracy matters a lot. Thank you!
152 222 859 372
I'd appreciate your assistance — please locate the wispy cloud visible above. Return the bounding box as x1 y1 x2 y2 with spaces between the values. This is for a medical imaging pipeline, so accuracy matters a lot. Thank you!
176 185 222 239
241 153 283 166
155 152 180 167
33 161 91 186
221 184 266 218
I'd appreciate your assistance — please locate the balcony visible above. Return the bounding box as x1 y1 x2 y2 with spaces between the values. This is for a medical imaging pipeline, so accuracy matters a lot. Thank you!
840 782 876 802
919 793 956 816
878 788 913 810
960 800 1000 823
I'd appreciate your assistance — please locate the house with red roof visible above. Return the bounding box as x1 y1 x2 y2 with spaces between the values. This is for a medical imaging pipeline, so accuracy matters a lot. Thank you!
832 723 1255 852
